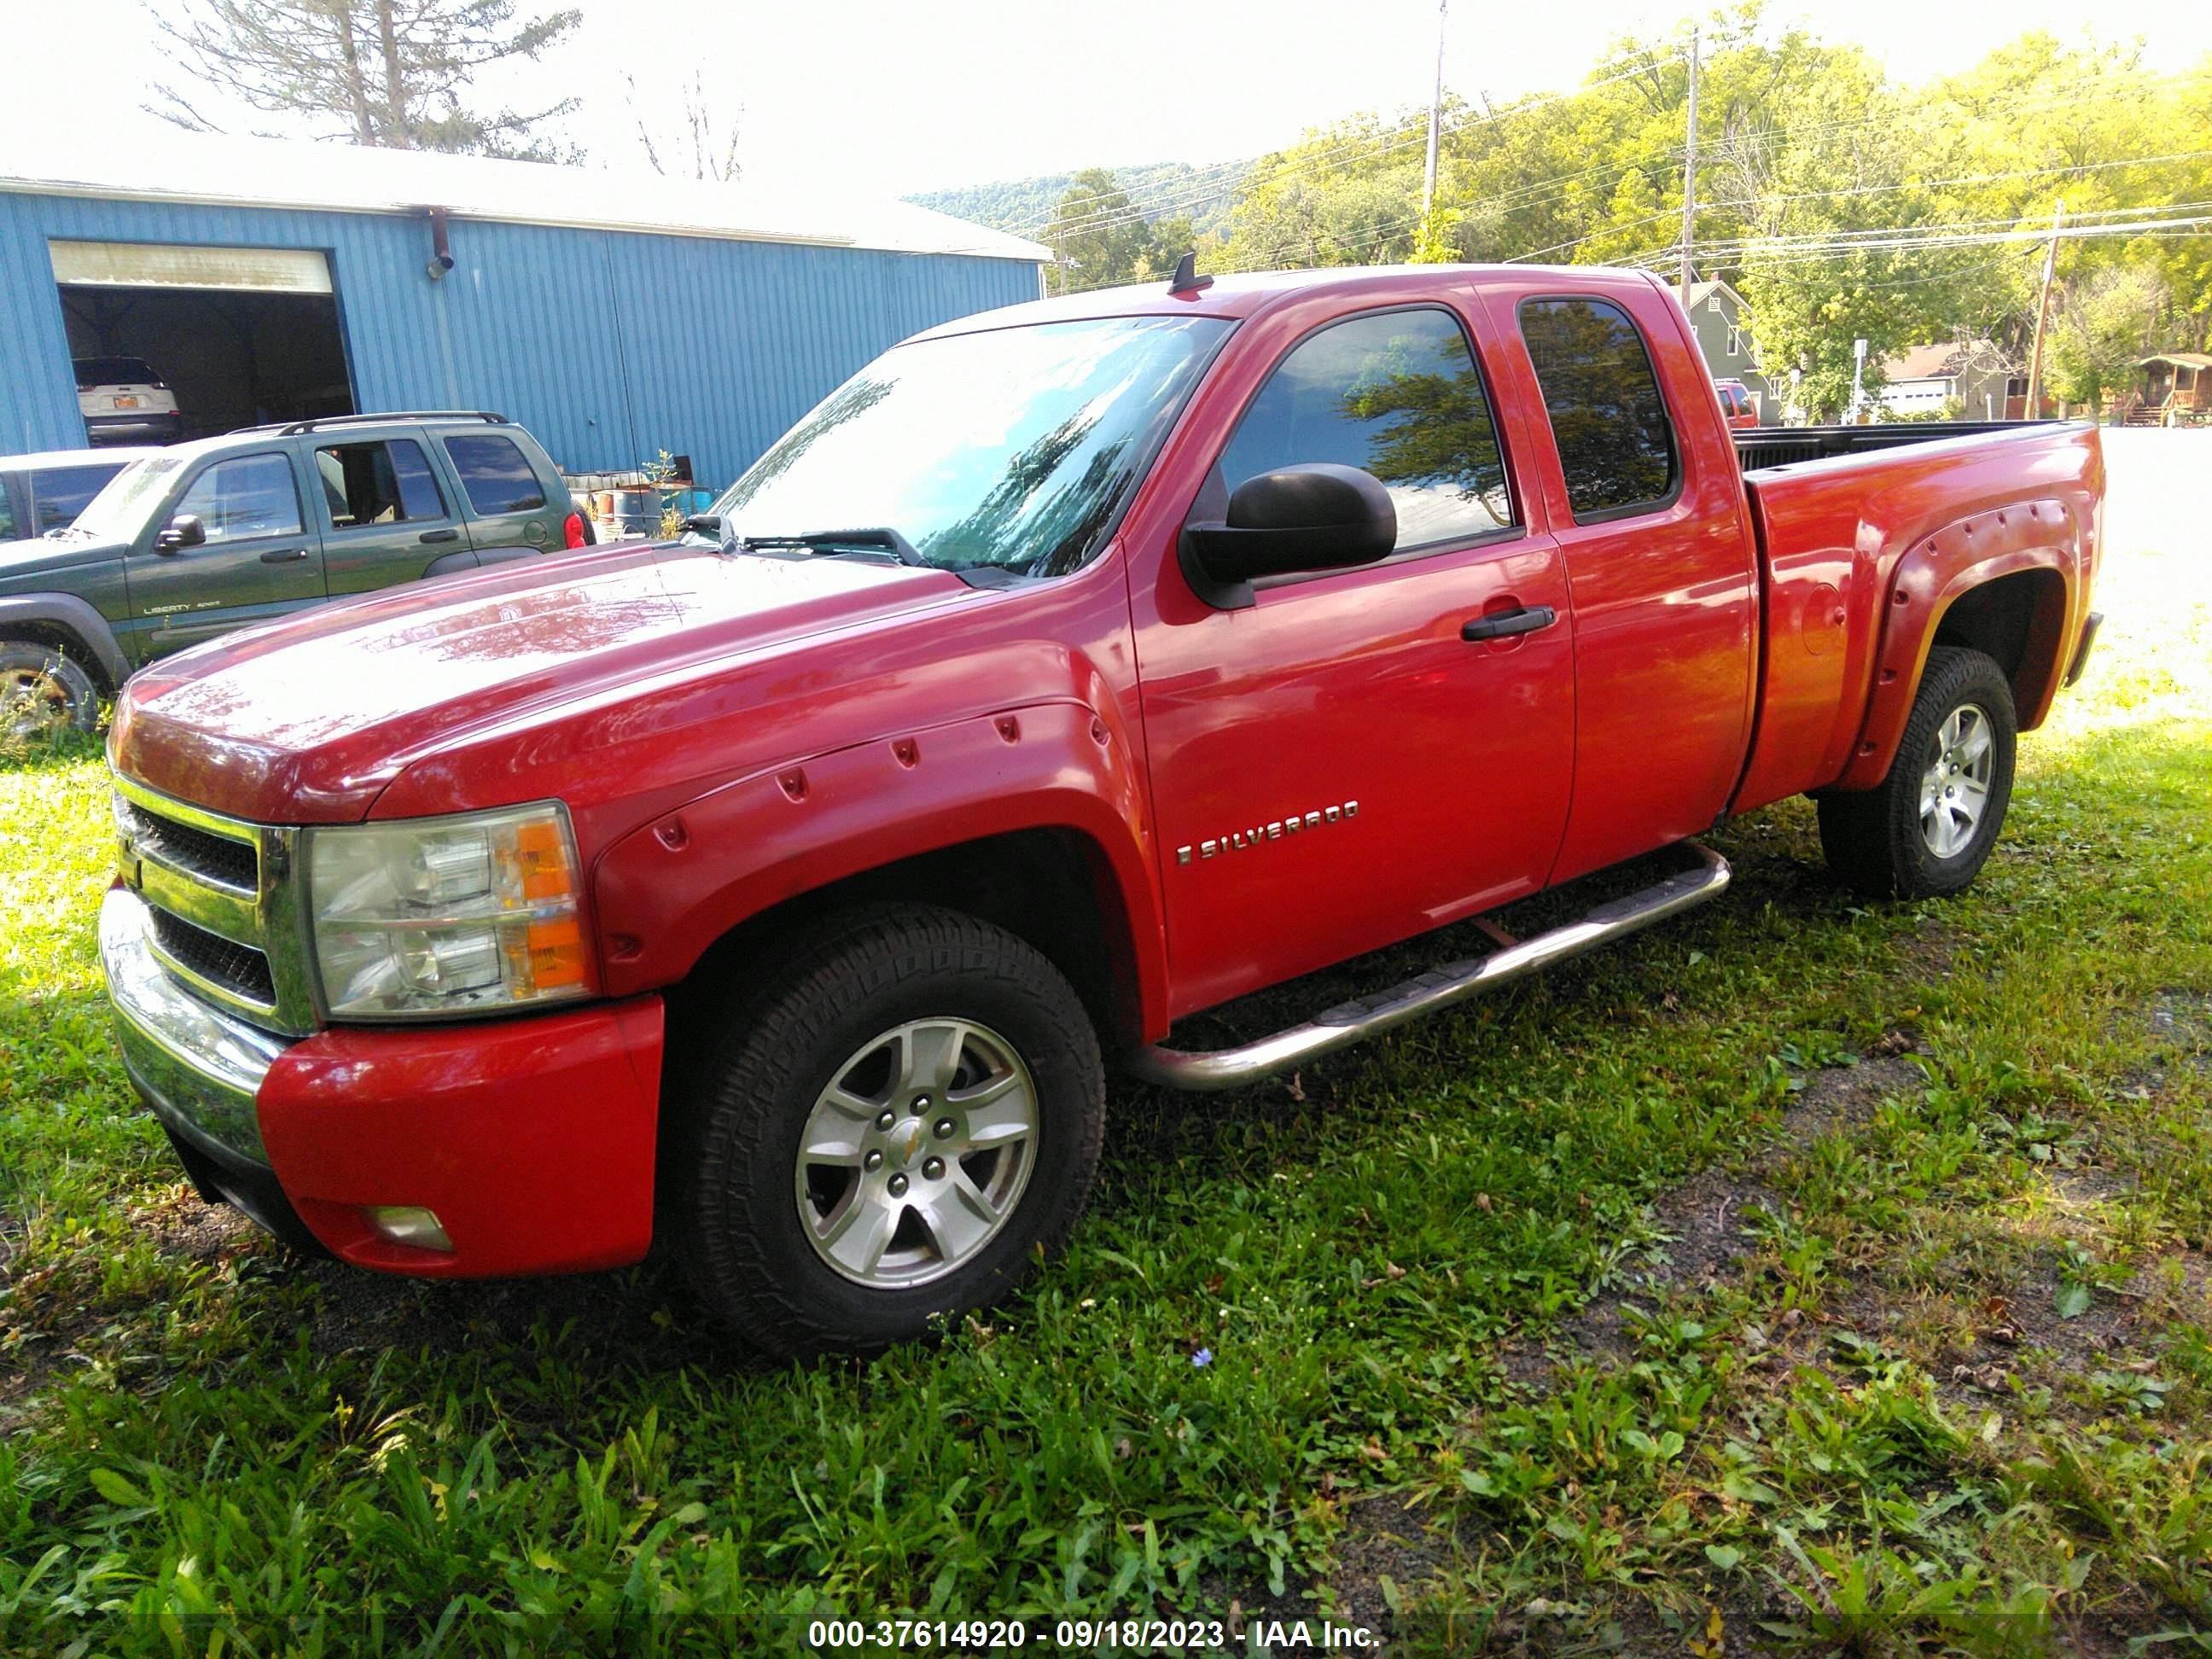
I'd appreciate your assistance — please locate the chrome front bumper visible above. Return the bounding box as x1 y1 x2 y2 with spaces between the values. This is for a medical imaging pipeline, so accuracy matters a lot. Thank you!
100 884 291 1164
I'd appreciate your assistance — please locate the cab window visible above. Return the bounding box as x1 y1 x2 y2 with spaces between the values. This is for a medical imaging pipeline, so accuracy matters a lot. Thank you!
1517 298 1678 521
172 454 302 543
317 439 447 527
1219 307 1514 551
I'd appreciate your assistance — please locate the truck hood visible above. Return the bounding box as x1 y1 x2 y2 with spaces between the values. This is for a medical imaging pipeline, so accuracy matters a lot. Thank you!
110 541 976 823
0 533 125 583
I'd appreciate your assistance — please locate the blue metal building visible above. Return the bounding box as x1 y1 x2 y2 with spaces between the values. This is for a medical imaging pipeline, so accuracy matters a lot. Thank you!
0 133 1046 485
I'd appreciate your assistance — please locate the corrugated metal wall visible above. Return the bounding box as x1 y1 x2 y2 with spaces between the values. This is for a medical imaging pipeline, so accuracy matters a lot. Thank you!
0 191 1039 482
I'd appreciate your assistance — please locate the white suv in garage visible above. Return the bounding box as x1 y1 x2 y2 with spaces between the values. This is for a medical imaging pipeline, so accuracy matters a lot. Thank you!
75 357 183 445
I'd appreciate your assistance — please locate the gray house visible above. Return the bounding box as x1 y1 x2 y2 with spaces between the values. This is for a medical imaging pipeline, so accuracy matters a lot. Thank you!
1683 279 1773 419
1878 341 2021 421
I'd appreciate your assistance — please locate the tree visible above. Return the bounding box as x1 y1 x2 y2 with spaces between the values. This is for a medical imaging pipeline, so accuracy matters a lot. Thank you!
1044 169 1192 294
628 70 741 183
2047 265 2171 411
148 0 583 160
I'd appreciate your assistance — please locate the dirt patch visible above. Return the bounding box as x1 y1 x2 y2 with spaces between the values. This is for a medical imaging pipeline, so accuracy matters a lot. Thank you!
1895 917 1962 983
2146 991 2210 1074
1210 1491 1443 1647
1542 1054 1927 1369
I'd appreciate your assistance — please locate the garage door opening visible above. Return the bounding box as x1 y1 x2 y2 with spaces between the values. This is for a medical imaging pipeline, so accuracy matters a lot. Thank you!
51 240 354 445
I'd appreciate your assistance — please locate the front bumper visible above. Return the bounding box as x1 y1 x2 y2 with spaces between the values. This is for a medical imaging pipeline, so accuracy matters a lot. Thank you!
101 885 667 1277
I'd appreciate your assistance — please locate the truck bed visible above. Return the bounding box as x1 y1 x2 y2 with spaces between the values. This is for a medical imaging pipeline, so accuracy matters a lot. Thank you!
1728 419 2103 816
1733 420 2067 473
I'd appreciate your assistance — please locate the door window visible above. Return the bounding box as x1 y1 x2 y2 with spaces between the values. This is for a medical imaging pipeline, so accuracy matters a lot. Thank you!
30 463 125 533
443 433 547 514
1517 298 1679 522
316 439 447 527
0 486 14 540
172 454 303 543
1219 307 1514 551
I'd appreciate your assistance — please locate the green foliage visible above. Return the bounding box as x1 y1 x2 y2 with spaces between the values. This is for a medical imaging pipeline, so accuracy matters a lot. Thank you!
911 162 1242 243
1042 169 1198 293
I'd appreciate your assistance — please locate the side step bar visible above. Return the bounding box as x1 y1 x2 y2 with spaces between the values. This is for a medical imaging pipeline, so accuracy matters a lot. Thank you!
1126 843 1732 1091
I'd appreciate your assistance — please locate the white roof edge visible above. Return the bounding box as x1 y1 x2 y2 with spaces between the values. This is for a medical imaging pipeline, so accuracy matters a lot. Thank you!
0 131 1049 264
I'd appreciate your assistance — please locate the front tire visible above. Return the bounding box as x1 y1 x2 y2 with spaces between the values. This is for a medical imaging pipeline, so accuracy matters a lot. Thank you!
0 640 100 742
1817 644 2017 899
667 905 1105 1357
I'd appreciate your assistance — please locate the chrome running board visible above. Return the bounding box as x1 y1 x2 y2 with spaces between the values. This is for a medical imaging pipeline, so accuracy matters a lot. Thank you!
1126 843 1731 1091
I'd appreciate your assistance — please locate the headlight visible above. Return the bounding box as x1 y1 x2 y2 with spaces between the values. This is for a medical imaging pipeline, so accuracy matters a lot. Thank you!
307 801 591 1019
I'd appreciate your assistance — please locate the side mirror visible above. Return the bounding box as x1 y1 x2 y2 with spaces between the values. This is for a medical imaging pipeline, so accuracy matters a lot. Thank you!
154 514 207 553
1180 463 1396 609
680 513 724 542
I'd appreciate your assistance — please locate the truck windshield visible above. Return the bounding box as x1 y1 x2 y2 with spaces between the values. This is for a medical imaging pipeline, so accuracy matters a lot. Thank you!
64 455 187 543
711 316 1230 579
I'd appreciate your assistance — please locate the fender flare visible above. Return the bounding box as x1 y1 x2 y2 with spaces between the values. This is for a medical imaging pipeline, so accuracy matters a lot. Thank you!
1836 499 2080 791
0 592 132 689
589 699 1173 1040
422 544 544 579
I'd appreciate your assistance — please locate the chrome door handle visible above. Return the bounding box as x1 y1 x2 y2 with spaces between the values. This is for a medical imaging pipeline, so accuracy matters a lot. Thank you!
259 547 310 563
1461 605 1557 642
418 528 460 544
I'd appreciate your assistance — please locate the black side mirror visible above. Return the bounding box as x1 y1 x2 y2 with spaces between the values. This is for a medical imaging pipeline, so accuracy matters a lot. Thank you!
154 514 207 553
680 513 724 542
1180 463 1396 609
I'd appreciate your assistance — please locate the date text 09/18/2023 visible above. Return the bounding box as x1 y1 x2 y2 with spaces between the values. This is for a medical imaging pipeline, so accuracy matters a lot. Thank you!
806 1615 1382 1650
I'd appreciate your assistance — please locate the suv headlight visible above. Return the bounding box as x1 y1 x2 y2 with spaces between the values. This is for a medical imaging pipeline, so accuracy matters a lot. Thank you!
307 802 591 1019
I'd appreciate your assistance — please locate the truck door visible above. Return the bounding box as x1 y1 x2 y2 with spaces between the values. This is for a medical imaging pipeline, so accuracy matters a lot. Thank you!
310 430 472 596
1135 302 1577 1016
1491 288 1759 882
435 428 565 556
126 448 328 661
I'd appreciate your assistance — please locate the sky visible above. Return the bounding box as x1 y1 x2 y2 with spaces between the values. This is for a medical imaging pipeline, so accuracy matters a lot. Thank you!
3 0 2209 209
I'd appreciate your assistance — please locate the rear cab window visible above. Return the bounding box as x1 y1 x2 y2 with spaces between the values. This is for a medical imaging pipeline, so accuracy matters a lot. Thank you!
442 433 548 515
1216 306 1515 560
316 439 450 528
1516 297 1679 523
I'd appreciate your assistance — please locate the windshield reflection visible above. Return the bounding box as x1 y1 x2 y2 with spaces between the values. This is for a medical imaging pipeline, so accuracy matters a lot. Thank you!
712 317 1229 579
70 456 185 544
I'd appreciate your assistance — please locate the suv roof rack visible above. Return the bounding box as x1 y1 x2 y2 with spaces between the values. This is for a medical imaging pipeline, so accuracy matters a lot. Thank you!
230 410 512 438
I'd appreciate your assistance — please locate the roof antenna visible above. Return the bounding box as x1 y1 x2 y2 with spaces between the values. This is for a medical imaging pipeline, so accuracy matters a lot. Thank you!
1167 252 1213 294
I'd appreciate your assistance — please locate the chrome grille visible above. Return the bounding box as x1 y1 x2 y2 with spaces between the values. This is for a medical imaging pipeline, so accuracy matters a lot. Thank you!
114 796 259 891
112 774 316 1035
148 908 277 1005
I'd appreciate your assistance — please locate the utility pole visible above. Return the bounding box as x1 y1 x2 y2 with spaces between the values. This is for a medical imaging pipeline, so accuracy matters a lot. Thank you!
2024 199 2066 419
1679 25 1700 305
1422 0 1448 221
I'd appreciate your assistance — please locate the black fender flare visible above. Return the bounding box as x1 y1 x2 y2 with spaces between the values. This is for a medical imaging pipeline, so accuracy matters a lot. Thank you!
0 593 131 690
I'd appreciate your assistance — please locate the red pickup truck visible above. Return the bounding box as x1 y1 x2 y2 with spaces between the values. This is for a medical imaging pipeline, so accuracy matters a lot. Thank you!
98 265 2104 1355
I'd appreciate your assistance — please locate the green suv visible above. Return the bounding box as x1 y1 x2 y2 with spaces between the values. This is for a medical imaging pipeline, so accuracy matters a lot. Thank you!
0 411 588 736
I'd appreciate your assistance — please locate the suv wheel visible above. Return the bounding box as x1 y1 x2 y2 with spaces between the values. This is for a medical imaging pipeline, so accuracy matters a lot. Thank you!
667 905 1105 1357
1817 645 2017 899
0 641 100 742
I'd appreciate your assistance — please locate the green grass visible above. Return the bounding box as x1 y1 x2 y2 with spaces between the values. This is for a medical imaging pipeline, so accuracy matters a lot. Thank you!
2 524 2208 1653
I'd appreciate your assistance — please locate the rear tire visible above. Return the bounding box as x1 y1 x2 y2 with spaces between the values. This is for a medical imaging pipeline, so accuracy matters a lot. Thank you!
0 640 100 742
1817 645 2017 899
667 904 1105 1358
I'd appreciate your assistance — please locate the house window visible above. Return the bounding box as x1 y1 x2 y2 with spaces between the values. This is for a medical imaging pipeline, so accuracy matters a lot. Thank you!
1708 294 1724 315
1726 328 1741 358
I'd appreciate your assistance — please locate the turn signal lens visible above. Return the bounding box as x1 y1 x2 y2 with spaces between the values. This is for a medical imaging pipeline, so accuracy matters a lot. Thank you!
562 511 586 549
307 801 591 1019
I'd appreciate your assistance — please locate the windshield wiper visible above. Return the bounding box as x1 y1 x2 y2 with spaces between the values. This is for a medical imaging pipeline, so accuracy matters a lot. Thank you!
730 527 928 568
